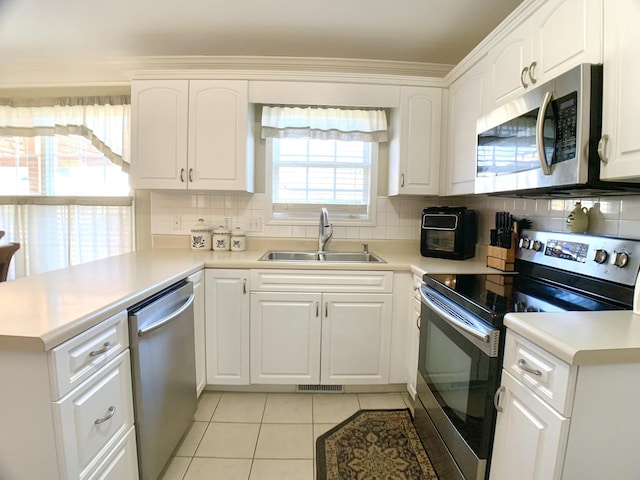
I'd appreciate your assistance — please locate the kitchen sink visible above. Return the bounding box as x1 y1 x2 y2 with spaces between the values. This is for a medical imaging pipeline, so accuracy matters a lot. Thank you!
259 250 386 263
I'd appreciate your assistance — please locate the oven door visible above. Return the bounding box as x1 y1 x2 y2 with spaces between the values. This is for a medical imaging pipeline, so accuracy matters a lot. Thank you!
416 286 502 480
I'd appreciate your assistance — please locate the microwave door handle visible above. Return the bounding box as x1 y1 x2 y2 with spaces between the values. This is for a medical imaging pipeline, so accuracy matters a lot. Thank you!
419 287 491 344
536 90 554 176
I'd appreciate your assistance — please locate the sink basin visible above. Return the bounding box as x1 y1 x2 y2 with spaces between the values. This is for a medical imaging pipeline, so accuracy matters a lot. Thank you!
259 250 386 263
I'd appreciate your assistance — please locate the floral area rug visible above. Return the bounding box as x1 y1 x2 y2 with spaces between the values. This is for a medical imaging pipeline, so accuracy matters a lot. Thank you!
316 408 438 480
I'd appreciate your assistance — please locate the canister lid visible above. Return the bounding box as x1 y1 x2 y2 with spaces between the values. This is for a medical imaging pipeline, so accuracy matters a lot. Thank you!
214 225 231 235
231 227 246 237
191 218 212 233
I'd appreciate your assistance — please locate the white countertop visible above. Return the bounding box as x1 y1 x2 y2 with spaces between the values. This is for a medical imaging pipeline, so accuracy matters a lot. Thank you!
3 239 639 365
0 240 494 352
505 310 640 366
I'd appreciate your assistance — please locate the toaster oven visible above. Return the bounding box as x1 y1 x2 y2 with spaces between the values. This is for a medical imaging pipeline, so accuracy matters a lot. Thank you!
420 207 477 260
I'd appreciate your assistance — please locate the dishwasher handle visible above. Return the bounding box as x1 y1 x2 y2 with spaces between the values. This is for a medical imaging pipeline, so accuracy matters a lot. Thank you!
138 293 195 337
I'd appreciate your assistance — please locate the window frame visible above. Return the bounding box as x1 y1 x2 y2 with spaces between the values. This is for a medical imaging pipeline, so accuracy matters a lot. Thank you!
265 137 378 226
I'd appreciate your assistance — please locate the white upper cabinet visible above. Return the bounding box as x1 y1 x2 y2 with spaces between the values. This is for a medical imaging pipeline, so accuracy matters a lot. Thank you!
131 79 254 192
442 56 489 196
388 86 442 196
487 0 602 109
131 80 189 190
599 0 640 182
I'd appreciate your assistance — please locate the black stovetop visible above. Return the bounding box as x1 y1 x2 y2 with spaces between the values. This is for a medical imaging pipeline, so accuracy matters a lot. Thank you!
424 265 633 329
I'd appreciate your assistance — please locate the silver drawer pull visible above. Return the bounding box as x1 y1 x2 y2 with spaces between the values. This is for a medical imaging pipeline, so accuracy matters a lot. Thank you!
517 358 542 376
89 342 111 357
94 406 116 425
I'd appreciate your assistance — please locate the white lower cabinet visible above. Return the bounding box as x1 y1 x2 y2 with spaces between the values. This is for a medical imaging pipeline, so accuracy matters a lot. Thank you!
249 269 393 385
189 270 206 395
320 293 392 384
53 350 136 480
490 330 640 480
0 310 138 480
250 291 321 384
205 269 250 385
406 275 422 399
490 370 569 480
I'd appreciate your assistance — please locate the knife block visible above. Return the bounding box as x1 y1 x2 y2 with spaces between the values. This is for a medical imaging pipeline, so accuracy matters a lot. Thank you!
487 233 517 271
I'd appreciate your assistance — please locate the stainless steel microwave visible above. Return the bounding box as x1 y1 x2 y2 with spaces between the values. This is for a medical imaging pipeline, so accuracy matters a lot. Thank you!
475 63 619 196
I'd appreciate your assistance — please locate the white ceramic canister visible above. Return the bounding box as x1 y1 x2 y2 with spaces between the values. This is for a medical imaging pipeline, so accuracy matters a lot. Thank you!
190 219 212 250
231 227 246 251
212 225 231 251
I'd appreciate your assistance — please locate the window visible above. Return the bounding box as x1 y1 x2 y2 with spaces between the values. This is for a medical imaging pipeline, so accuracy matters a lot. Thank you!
261 106 387 224
0 97 132 280
0 135 129 196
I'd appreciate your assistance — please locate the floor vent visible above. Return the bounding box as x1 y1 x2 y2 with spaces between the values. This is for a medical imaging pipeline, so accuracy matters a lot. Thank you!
297 384 343 393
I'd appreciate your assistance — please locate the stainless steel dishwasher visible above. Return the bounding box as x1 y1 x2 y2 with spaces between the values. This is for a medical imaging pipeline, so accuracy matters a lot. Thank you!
128 279 197 480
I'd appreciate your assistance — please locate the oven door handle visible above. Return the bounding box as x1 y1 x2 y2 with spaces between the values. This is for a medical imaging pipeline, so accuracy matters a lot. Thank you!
420 287 491 344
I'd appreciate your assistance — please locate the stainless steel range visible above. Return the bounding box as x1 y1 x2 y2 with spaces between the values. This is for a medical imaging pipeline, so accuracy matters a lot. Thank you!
415 230 640 480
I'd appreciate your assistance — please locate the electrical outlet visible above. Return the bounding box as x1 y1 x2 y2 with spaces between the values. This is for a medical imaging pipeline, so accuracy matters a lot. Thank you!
248 216 262 232
172 215 182 231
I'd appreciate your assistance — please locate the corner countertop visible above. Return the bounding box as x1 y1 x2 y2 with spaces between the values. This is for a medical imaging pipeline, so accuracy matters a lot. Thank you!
0 240 494 352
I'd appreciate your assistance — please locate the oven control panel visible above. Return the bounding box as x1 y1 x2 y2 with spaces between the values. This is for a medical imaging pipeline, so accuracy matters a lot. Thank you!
517 230 640 286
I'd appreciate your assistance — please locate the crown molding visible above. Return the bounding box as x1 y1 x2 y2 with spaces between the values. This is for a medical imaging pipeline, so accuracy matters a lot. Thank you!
0 56 453 89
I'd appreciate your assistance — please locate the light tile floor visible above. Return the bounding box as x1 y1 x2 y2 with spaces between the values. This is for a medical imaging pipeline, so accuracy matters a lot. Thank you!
160 391 413 480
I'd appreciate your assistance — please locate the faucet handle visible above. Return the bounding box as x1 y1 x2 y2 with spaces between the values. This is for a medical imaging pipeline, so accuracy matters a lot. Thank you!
362 243 369 254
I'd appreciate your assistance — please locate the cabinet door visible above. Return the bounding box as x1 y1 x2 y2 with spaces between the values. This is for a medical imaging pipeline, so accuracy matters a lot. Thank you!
189 270 206 395
53 351 135 480
188 80 254 191
490 371 570 480
205 270 250 385
443 57 488 196
130 80 189 189
250 292 321 384
320 293 392 385
488 25 532 108
599 0 640 181
388 87 442 196
532 0 602 83
407 295 421 399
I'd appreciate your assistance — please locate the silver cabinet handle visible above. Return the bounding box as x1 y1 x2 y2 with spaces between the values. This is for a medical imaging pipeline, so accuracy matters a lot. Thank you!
325 301 328 317
520 66 529 88
517 358 542 376
528 61 538 85
189 168 194 182
243 278 247 294
401 173 405 187
494 386 505 412
416 314 421 330
180 168 185 182
536 90 554 175
316 302 319 317
598 134 609 164
94 406 116 425
89 341 111 357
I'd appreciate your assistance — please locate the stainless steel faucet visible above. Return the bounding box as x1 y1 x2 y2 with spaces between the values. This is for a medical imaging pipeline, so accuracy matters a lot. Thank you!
318 207 333 253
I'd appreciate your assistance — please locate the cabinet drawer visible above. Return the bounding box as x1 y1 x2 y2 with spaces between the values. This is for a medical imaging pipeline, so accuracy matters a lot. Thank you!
53 350 134 480
251 269 393 293
49 310 129 399
83 426 138 480
504 331 577 416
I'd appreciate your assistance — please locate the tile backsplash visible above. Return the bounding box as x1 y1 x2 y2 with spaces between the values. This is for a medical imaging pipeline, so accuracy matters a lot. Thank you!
150 192 640 244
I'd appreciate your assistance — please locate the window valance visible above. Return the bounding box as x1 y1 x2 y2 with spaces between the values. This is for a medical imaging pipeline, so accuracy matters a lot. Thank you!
0 96 130 172
261 105 388 142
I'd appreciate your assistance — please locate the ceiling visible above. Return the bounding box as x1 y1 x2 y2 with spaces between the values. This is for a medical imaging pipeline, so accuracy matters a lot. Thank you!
0 0 523 84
